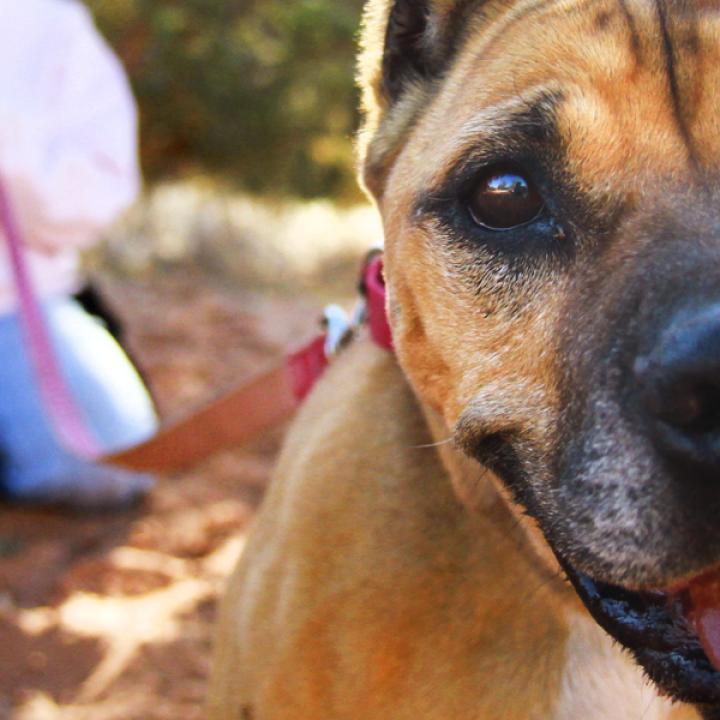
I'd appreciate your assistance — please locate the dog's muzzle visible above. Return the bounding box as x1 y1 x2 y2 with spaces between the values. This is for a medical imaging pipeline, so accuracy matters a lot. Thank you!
559 555 720 708
559 299 720 710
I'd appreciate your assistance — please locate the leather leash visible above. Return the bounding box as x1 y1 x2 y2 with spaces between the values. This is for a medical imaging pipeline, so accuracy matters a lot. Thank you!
0 174 391 473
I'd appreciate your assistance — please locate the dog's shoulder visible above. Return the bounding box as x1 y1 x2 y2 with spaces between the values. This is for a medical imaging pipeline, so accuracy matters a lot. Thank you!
211 340 570 719
255 337 458 562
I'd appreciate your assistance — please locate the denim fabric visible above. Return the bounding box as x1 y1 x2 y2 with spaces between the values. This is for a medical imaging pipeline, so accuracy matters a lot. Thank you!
0 297 157 505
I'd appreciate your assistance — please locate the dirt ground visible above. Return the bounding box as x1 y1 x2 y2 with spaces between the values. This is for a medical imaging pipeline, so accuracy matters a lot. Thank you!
0 271 327 719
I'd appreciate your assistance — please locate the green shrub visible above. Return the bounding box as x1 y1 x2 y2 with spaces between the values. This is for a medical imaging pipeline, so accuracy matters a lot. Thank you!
88 0 365 201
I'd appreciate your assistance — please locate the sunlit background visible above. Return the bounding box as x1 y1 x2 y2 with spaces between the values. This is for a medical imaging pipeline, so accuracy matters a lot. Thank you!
0 3 381 718
93 0 364 200
88 0 380 299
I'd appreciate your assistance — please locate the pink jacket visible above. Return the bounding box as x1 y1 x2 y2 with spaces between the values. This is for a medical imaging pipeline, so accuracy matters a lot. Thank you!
0 0 140 314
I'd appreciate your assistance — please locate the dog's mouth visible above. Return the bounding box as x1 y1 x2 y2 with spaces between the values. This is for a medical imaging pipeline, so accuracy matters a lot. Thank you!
559 555 720 708
463 429 720 706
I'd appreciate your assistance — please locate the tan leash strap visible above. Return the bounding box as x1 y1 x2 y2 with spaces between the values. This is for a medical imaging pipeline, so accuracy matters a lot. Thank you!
6 162 380 477
102 362 300 473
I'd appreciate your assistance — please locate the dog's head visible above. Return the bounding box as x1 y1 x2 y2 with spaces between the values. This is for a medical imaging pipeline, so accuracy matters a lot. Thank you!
360 0 720 708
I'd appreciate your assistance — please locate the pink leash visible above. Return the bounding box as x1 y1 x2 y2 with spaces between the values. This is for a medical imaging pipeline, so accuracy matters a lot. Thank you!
0 175 102 459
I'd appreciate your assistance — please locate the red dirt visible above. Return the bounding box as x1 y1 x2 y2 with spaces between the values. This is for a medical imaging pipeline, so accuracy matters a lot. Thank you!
0 273 321 719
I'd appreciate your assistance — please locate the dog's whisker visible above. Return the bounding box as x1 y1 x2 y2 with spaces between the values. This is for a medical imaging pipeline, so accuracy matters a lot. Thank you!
410 437 454 449
520 568 566 608
640 687 655 720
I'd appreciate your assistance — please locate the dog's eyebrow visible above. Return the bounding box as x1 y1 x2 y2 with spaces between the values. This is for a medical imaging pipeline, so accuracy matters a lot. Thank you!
453 88 563 145
414 88 564 213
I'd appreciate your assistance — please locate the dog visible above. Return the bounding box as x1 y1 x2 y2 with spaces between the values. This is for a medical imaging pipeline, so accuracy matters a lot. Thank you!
209 1 720 717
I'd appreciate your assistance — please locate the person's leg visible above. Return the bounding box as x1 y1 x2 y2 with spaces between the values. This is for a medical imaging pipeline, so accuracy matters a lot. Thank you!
73 285 125 344
0 298 158 509
72 284 153 389
48 297 158 450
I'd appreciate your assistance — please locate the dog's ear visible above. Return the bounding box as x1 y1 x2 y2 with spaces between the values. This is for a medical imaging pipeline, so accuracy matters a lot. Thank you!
382 1 436 104
359 0 477 197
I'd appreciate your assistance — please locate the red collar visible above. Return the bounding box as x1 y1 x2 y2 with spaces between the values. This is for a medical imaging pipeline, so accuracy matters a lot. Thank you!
363 254 393 352
288 253 392 400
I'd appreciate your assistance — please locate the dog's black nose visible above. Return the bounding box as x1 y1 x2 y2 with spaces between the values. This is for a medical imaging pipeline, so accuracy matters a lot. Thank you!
635 304 720 475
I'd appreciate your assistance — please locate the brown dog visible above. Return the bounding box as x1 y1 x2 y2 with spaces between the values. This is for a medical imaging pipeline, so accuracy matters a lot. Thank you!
209 1 720 717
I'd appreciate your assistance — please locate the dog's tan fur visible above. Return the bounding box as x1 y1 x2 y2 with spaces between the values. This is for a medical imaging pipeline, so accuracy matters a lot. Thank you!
209 346 695 718
209 0 720 716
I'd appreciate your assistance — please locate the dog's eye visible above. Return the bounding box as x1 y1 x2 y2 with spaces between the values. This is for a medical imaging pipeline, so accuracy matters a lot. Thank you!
468 165 545 230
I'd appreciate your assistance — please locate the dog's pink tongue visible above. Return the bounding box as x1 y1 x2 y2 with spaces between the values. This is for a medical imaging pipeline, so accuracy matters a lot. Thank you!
684 571 720 671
